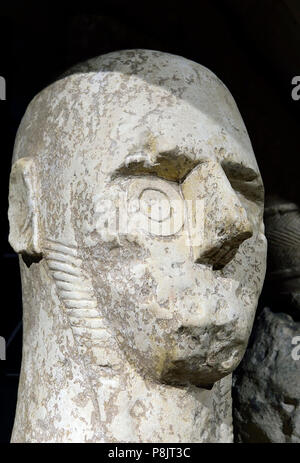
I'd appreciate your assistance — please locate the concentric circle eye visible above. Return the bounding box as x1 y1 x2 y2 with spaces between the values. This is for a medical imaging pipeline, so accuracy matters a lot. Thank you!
139 189 170 222
127 177 184 236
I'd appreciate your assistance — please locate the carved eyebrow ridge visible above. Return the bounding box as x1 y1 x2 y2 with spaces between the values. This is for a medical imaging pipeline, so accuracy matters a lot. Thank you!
110 151 202 183
110 149 262 199
221 160 260 182
221 161 264 203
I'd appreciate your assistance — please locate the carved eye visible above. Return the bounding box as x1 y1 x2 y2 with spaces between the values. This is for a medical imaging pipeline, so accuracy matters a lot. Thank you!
139 189 170 222
127 177 184 236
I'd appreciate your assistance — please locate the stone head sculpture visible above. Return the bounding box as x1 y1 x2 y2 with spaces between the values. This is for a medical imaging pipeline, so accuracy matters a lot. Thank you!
8 50 267 442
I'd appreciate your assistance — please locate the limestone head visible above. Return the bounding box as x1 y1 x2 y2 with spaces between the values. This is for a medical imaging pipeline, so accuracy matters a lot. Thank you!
8 50 267 387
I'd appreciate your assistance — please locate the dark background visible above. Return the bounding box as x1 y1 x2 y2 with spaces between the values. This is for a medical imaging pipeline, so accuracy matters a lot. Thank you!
0 0 300 442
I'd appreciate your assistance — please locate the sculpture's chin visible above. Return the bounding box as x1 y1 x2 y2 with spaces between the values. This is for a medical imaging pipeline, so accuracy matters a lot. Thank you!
157 345 245 388
121 323 248 387
160 360 233 388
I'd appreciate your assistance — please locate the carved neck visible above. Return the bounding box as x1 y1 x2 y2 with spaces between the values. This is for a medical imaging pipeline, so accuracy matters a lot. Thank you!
11 245 233 443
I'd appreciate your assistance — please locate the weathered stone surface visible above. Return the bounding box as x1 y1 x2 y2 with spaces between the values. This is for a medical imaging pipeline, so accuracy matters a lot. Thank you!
8 49 267 442
264 196 300 320
233 307 300 443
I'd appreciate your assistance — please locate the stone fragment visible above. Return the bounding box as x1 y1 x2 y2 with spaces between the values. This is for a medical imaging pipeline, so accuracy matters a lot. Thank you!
233 307 300 443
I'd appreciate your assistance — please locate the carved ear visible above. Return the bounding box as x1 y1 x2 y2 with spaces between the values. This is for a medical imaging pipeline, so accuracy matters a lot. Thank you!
8 157 42 258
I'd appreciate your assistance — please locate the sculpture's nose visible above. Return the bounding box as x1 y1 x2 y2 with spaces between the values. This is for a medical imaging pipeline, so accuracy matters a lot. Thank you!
182 159 253 269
